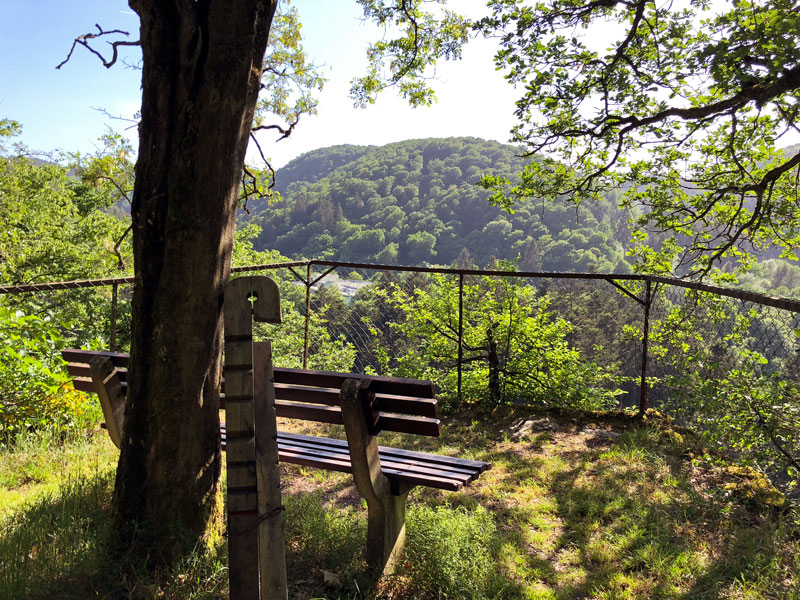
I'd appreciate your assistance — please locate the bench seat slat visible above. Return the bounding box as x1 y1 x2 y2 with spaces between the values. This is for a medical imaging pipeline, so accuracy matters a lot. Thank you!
225 427 481 473
220 429 481 488
278 437 474 483
379 468 463 491
278 447 467 491
278 432 486 479
278 449 353 474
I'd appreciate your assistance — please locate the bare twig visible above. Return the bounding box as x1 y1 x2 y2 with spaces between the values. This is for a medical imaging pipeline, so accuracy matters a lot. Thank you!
57 24 140 70
745 394 800 473
240 133 278 211
252 116 300 142
114 223 133 271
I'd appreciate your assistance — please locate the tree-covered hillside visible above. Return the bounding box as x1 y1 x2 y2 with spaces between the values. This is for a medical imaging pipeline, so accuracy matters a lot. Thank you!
245 138 633 271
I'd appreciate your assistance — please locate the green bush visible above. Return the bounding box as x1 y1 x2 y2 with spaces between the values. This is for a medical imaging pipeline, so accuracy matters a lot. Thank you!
376 273 622 411
0 306 100 438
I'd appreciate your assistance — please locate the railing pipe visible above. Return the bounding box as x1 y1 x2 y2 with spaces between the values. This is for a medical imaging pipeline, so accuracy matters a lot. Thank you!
3 261 798 315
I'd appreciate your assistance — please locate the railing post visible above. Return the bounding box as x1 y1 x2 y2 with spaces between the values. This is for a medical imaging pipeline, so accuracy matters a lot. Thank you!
304 263 312 370
639 280 652 416
110 282 118 352
458 273 464 404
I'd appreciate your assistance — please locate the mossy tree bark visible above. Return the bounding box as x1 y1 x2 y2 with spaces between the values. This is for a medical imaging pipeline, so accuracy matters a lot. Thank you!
113 0 278 562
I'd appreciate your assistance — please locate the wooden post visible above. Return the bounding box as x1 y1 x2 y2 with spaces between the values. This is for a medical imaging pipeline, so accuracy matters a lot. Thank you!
340 378 412 577
253 341 287 599
224 276 283 600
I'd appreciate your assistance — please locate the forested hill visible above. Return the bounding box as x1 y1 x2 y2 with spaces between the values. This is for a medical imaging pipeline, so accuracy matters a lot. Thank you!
245 137 632 271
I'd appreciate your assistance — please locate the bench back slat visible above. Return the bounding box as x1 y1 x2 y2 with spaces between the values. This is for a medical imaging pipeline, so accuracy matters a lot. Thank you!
62 349 129 367
64 349 441 436
374 414 442 437
275 401 343 425
274 368 434 398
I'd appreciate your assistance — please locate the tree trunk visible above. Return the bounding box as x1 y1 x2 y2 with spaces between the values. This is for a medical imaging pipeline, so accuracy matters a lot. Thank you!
113 0 277 563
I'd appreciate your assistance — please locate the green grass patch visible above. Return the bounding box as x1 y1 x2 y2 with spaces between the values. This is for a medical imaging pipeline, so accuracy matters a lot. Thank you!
2 409 800 599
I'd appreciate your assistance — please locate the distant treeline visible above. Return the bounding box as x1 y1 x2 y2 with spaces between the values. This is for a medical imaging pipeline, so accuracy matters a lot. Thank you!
243 137 633 272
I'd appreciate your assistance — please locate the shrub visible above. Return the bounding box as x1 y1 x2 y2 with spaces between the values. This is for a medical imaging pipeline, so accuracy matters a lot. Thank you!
0 306 100 438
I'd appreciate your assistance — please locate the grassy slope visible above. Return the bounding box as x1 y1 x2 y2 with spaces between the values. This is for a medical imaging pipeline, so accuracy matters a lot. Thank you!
1 409 798 600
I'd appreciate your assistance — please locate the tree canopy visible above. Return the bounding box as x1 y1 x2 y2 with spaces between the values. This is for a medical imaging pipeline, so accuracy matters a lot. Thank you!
478 0 800 277
244 137 632 271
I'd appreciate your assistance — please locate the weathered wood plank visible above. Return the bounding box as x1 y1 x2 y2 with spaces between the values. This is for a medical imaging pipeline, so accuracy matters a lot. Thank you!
253 342 287 599
88 356 126 449
376 394 438 418
274 401 343 424
273 368 435 398
375 414 441 437
340 378 411 576
224 277 262 600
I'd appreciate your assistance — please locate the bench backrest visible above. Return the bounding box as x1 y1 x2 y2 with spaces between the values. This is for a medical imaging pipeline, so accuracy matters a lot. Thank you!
62 349 441 437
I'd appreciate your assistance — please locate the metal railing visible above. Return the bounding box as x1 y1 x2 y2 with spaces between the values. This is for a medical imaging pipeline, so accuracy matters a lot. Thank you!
3 259 799 411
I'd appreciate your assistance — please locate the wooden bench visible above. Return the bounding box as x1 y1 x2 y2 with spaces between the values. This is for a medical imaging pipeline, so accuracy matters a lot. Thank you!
62 348 490 574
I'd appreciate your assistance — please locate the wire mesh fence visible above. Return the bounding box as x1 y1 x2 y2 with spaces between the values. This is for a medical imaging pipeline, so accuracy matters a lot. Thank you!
4 261 799 407
4 260 800 495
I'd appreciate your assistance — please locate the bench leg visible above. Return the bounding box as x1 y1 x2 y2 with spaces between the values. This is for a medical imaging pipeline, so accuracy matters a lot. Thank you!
89 355 126 449
340 378 414 577
365 481 411 575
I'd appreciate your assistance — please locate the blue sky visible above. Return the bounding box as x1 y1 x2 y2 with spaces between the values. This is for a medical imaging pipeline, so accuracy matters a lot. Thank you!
0 1 520 168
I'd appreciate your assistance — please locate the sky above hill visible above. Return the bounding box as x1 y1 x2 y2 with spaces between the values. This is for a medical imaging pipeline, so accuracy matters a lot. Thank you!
0 1 520 168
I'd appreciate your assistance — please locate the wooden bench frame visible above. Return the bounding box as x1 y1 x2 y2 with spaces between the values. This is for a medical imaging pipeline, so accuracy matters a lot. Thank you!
63 348 490 574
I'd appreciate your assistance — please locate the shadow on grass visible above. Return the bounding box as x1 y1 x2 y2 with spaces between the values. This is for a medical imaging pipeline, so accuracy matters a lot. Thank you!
0 469 123 600
0 469 229 600
461 421 796 599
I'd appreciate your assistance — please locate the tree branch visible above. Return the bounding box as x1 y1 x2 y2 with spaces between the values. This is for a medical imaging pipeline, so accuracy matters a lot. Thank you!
252 117 299 142
114 222 133 271
57 24 140 70
745 394 800 474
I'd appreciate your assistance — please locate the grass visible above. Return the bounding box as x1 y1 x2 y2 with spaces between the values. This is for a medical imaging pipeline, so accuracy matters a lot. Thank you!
0 425 118 519
2 408 799 599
